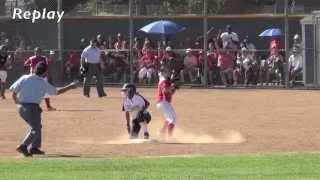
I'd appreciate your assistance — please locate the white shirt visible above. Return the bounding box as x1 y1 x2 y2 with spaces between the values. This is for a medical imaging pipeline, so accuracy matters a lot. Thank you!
123 94 146 120
220 32 239 49
81 45 101 64
289 54 303 71
242 57 251 71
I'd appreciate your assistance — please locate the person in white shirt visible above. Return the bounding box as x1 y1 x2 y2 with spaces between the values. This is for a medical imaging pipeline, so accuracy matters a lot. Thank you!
121 83 151 139
181 48 198 83
80 39 106 98
220 25 239 50
288 47 303 85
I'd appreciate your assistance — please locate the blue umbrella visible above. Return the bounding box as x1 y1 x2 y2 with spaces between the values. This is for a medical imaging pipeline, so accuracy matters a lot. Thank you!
139 20 186 35
259 28 283 37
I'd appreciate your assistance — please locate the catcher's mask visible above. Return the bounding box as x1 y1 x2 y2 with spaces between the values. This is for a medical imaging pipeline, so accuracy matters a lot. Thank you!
121 83 136 99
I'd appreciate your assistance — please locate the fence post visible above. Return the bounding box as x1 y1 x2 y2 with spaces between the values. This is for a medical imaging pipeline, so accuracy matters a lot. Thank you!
129 0 134 83
284 0 290 88
203 0 208 87
57 0 64 84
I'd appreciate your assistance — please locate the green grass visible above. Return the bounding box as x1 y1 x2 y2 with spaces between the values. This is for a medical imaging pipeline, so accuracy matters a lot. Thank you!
1 153 320 180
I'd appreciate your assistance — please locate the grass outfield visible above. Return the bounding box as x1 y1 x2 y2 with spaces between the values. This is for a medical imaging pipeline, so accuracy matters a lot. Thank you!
0 153 320 180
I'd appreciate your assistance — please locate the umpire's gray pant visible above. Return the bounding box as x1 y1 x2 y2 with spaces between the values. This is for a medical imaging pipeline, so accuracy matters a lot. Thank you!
18 103 42 149
83 63 105 97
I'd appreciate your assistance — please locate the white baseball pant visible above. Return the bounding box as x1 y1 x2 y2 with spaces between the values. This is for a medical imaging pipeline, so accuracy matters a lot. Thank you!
138 67 155 80
156 100 176 124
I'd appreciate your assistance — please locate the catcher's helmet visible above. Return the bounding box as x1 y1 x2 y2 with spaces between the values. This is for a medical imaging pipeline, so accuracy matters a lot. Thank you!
121 83 136 99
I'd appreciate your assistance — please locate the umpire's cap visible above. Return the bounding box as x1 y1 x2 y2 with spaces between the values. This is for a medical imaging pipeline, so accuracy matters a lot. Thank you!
35 62 48 75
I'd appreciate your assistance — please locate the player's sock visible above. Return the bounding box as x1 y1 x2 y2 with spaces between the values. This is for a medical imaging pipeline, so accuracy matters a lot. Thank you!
45 98 51 108
168 123 175 137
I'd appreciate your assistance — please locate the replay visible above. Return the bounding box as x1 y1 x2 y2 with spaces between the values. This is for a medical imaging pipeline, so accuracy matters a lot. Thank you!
12 8 64 23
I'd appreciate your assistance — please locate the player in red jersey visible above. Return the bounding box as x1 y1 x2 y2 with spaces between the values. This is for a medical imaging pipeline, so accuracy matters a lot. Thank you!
156 68 178 140
24 47 56 111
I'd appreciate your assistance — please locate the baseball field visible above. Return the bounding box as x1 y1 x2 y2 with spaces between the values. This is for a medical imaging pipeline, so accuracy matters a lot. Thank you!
1 88 320 179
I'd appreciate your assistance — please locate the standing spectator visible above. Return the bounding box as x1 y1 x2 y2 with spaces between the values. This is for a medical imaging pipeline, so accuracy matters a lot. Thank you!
220 25 240 51
218 49 235 87
288 47 303 86
80 39 106 98
113 33 129 82
0 45 9 99
181 48 198 83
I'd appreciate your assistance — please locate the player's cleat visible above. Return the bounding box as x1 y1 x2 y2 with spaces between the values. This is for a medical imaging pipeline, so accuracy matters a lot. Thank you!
144 132 150 139
16 145 32 157
47 107 56 111
29 148 45 155
98 94 107 98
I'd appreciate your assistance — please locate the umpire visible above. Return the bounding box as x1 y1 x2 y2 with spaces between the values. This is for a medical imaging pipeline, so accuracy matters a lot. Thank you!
80 39 106 98
10 62 77 157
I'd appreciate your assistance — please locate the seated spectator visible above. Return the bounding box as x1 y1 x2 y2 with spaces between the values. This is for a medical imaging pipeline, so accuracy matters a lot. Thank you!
233 52 244 86
242 49 258 86
288 47 303 86
138 50 156 84
265 48 284 85
160 46 177 71
218 49 235 87
114 33 127 50
220 25 239 50
292 34 302 54
181 48 199 83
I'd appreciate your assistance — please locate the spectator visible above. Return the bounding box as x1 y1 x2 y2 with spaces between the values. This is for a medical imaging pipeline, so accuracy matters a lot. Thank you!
243 36 256 52
218 49 235 87
220 25 239 50
65 52 81 81
97 34 107 49
288 47 303 86
242 48 258 86
292 34 302 53
181 48 198 83
233 51 244 86
114 33 127 50
160 46 177 72
138 50 156 84
265 48 284 85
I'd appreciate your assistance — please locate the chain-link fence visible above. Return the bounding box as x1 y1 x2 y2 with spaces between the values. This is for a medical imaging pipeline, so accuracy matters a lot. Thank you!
0 0 311 88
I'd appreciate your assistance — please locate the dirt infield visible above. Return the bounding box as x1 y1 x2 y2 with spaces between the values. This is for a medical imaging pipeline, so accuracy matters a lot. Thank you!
1 88 320 157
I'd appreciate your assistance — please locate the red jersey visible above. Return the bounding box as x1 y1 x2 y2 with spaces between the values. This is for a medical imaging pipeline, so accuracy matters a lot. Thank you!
140 52 154 68
157 79 173 103
24 55 48 73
